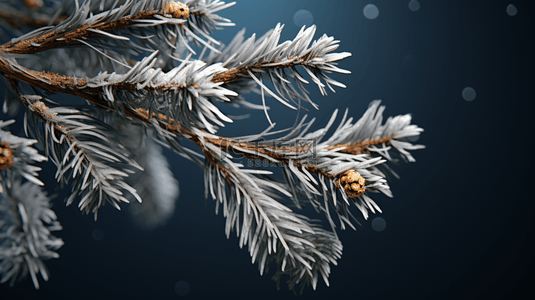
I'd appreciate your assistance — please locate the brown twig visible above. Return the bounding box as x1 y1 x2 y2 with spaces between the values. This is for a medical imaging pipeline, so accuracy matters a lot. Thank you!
0 10 160 54
211 56 312 85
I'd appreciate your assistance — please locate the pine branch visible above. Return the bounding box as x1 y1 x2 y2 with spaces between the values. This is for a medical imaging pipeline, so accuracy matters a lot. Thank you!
8 83 143 217
0 22 351 133
0 0 235 57
203 147 343 291
2 53 418 183
0 180 63 289
0 0 425 292
207 24 351 120
2 57 421 222
197 100 423 291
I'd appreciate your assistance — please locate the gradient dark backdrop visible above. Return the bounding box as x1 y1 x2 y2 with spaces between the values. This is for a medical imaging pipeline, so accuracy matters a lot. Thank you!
1 0 534 299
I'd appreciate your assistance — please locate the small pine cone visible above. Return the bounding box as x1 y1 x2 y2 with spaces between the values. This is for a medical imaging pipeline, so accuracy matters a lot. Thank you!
336 169 365 198
0 141 14 170
163 2 190 19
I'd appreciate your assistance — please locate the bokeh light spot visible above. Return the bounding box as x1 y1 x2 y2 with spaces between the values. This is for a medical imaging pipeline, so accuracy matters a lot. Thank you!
363 4 379 20
506 4 518 16
462 87 476 101
408 0 420 12
293 9 314 28
371 217 386 232
175 280 190 296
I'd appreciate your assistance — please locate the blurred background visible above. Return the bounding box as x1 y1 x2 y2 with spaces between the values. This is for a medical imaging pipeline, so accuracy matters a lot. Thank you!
1 0 534 299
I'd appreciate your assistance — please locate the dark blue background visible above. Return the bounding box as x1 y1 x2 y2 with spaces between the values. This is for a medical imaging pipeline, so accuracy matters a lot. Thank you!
1 0 534 299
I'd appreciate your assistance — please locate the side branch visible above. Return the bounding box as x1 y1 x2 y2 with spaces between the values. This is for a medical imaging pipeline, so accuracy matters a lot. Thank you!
7 79 142 215
0 0 228 55
0 53 319 95
212 55 314 85
0 10 160 54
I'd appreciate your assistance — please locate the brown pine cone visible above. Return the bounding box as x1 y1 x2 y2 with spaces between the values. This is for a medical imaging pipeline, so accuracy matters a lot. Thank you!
164 2 190 19
0 141 14 170
336 169 365 198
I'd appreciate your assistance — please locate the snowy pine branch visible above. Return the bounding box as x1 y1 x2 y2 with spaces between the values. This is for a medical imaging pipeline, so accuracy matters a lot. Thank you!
0 0 424 292
0 0 235 57
207 24 351 123
0 21 352 133
202 148 343 291
18 92 142 217
196 101 423 289
0 180 63 289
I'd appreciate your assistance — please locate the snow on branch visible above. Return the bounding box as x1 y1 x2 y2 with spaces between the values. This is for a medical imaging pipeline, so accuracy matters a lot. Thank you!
0 0 235 59
0 22 352 134
195 100 423 290
19 93 142 218
0 0 424 293
202 143 343 292
0 180 63 289
207 24 351 119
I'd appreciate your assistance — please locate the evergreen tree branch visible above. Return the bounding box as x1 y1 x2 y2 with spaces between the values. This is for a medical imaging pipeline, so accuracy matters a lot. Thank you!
2 55 420 185
0 0 235 57
0 180 63 289
202 143 344 291
6 80 142 217
0 0 425 291
196 100 423 291
0 22 351 134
